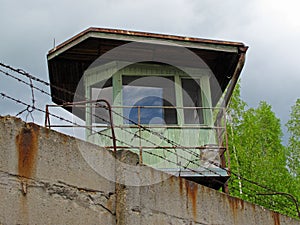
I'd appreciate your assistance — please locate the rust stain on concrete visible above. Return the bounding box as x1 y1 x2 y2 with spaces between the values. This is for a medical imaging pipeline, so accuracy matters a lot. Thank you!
45 127 50 139
168 176 176 192
62 134 68 144
185 180 198 219
179 177 183 195
240 198 244 210
228 196 238 223
228 196 245 223
15 123 39 223
16 123 39 179
251 203 256 213
20 192 29 223
272 212 280 225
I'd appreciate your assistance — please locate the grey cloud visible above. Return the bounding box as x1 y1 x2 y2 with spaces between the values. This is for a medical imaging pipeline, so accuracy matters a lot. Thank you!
0 0 299 143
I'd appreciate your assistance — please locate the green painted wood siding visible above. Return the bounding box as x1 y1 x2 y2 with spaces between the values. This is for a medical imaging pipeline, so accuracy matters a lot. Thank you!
84 62 221 171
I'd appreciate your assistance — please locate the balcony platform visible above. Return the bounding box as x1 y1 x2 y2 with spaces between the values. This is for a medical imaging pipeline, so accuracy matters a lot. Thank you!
160 167 230 190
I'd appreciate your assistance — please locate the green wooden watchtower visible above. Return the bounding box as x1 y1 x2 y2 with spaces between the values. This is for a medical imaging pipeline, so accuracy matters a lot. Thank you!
47 27 248 189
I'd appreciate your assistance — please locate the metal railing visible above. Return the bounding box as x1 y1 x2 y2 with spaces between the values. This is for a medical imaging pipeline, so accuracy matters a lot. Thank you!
45 100 230 171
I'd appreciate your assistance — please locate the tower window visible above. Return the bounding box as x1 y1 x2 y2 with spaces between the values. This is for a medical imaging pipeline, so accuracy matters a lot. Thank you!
181 78 204 124
122 76 177 125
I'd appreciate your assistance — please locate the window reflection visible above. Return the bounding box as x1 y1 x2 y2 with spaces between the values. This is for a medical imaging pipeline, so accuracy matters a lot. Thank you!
122 76 177 125
182 78 204 124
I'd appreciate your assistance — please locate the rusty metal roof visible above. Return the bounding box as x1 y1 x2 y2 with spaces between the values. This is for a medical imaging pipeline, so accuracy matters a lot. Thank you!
48 27 247 57
47 27 248 108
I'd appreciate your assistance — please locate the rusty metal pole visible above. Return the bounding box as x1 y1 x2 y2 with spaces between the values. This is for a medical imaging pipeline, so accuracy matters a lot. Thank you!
44 105 50 128
96 99 117 155
222 107 230 194
224 107 230 171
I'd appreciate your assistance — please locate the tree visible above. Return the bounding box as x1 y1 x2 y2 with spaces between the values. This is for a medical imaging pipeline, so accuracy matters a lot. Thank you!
286 99 300 178
286 99 300 212
227 82 295 217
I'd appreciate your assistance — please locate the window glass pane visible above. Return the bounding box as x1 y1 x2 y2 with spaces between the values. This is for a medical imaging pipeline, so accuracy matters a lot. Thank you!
123 86 163 124
91 78 112 124
122 76 177 125
182 78 203 124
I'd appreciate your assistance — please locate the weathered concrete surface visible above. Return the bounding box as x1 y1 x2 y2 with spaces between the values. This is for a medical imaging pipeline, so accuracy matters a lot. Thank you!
122 177 300 225
0 116 299 225
0 116 116 225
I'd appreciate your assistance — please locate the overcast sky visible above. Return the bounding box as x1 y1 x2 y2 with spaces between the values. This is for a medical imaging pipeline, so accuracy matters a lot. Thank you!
0 0 299 143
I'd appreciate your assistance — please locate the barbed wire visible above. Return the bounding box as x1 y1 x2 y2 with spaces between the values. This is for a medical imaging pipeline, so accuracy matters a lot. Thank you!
0 68 63 101
0 62 84 101
0 62 299 219
0 91 224 184
0 92 136 149
0 67 35 120
227 178 298 217
0 65 288 183
228 176 300 217
68 104 227 181
0 63 296 185
0 89 242 185
0 66 225 179
1 61 227 171
0 63 226 178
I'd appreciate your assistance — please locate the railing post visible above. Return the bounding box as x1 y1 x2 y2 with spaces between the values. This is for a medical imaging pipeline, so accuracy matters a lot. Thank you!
44 105 50 128
223 107 230 171
97 99 117 155
138 106 143 164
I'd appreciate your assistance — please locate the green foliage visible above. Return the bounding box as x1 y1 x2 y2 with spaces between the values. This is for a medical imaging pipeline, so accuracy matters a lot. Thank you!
227 82 246 125
227 81 299 218
286 99 300 178
286 99 300 215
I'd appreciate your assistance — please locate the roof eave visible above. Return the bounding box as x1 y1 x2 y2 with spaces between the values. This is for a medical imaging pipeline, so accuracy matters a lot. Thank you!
47 27 247 61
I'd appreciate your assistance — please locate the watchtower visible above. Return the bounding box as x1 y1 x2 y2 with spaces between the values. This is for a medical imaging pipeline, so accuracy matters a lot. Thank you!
47 28 248 190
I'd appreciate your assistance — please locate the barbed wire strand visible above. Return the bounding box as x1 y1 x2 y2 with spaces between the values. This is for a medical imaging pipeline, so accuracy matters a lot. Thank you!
1 62 297 191
0 62 229 173
0 68 227 180
71 104 226 179
1 92 230 189
0 68 63 101
0 63 294 191
2 91 298 218
0 63 298 218
0 62 84 101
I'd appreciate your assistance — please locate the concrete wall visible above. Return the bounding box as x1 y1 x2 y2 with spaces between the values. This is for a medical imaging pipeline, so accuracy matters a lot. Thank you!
0 116 299 225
